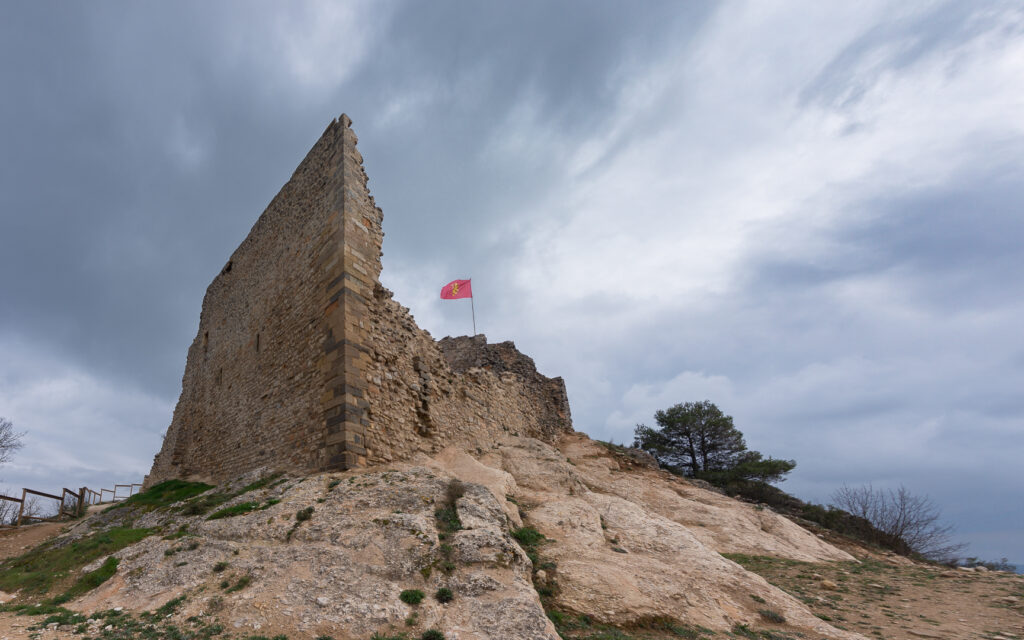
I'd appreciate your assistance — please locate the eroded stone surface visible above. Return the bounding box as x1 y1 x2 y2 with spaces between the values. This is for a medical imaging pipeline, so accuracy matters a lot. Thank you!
45 433 873 639
73 468 558 640
478 435 864 638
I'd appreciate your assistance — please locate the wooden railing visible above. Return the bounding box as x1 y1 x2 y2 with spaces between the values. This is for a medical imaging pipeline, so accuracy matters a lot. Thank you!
0 482 143 529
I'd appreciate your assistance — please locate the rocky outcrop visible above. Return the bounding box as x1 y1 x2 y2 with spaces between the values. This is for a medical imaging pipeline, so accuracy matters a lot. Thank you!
71 467 558 640
477 435 861 637
60 432 866 639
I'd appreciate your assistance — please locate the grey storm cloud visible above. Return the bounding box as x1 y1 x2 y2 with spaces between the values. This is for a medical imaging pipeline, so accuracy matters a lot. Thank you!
1 1 1022 563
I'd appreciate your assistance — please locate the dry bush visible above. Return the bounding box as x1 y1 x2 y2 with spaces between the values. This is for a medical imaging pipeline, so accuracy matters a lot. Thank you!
0 489 20 525
0 417 25 466
831 484 965 562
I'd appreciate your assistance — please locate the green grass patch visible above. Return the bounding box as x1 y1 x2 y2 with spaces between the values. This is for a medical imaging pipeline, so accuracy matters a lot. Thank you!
434 587 453 603
51 556 119 603
511 526 545 547
435 505 460 536
179 491 234 516
511 526 546 565
0 602 75 616
239 472 284 495
163 524 190 540
0 526 153 596
106 479 213 513
630 616 712 639
285 506 315 541
434 479 464 541
399 589 424 605
545 607 714 639
758 608 786 624
225 575 251 593
720 553 803 572
178 472 283 517
730 624 799 640
40 608 88 626
207 498 280 520
732 624 759 639
155 594 186 617
21 606 230 639
594 440 632 455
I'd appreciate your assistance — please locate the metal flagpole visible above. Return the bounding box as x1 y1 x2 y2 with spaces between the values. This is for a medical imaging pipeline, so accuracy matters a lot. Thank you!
470 278 477 335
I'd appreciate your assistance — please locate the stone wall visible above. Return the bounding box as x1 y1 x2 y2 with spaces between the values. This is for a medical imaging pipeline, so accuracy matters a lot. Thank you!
356 290 572 465
147 115 572 486
149 118 348 483
438 335 572 442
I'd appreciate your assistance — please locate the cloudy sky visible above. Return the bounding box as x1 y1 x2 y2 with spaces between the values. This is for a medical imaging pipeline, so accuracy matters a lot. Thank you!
1 1 1022 562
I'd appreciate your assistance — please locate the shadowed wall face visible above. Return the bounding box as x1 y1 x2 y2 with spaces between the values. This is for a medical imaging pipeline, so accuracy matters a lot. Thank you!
149 116 375 482
147 117 572 486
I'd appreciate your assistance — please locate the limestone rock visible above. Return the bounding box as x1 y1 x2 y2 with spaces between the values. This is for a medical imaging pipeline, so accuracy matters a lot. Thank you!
69 467 558 640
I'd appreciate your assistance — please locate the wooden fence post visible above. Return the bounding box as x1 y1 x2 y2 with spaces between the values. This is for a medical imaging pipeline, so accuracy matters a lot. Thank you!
16 488 26 527
78 487 88 516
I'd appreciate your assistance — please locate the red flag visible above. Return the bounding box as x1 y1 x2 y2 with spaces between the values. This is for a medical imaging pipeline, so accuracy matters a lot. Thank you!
440 279 472 300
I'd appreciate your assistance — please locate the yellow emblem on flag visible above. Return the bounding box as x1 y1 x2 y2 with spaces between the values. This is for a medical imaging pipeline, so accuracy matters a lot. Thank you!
451 282 459 295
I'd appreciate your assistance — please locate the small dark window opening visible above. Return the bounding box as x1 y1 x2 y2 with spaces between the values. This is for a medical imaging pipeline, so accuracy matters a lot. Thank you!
203 331 209 353
255 333 260 352
221 260 233 275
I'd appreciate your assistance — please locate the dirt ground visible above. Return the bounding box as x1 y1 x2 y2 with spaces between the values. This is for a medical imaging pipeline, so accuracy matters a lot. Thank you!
0 522 66 564
0 521 69 639
725 537 1024 640
0 505 112 565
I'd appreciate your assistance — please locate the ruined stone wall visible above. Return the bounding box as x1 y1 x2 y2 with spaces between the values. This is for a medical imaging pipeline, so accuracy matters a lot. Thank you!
437 335 572 442
150 120 346 483
357 289 573 465
148 115 571 486
318 118 383 471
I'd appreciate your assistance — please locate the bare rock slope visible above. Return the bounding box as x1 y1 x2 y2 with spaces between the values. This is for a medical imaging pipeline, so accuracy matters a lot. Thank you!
29 433 866 639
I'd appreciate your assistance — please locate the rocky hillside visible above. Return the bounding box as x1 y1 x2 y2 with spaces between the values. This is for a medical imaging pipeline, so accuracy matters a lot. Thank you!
0 432 1020 640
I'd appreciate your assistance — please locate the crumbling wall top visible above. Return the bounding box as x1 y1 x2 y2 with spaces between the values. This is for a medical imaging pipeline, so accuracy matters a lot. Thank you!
439 335 542 377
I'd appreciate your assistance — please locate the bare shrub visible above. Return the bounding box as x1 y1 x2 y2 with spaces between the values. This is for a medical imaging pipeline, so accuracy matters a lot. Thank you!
444 479 465 506
20 494 60 522
831 484 965 562
62 492 81 516
0 418 25 466
0 490 20 525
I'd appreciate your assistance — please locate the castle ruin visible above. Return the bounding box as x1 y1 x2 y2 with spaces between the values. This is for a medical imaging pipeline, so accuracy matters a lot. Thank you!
147 115 572 485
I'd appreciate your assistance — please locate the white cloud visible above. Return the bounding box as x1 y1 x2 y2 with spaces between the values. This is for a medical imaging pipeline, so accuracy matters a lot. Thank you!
605 370 736 435
0 334 172 491
507 1 1024 331
222 0 395 96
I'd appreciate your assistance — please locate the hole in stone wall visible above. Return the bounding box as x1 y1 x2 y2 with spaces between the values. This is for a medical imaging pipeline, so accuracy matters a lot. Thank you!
221 260 233 275
203 331 209 354
255 333 260 352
